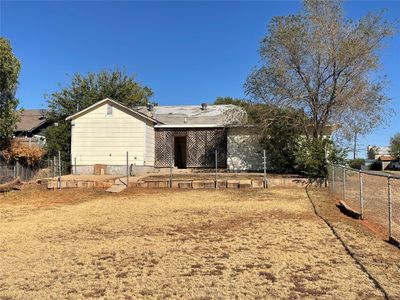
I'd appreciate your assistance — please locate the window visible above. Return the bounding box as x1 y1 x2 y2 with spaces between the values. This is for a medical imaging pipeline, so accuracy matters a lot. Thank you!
106 104 113 116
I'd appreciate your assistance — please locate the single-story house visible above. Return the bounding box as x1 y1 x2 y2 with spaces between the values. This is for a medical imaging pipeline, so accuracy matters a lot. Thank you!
14 109 50 147
66 98 263 175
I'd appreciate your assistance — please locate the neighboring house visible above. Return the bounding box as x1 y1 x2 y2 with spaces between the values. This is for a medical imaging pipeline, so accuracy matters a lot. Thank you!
366 146 399 171
66 98 263 175
14 109 49 147
378 155 394 170
367 145 390 160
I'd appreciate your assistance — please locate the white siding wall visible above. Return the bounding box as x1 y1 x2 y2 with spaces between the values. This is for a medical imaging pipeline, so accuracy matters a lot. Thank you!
71 102 154 166
227 127 263 171
144 120 155 165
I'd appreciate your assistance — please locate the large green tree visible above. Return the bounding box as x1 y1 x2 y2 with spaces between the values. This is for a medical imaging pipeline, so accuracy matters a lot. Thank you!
258 106 308 173
0 38 21 146
389 133 400 160
46 69 153 161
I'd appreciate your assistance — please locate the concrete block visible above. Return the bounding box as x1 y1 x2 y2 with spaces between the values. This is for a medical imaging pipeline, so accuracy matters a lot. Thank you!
178 181 192 189
204 180 215 189
171 180 192 188
251 179 265 188
266 178 277 187
87 181 94 188
192 180 215 189
66 181 77 188
137 181 148 188
192 180 203 189
47 181 55 189
215 180 227 188
239 180 252 189
147 180 169 188
227 180 239 189
171 180 179 188
83 182 90 188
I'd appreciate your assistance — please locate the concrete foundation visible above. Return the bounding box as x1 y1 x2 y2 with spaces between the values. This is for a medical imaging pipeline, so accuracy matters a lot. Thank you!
74 165 154 176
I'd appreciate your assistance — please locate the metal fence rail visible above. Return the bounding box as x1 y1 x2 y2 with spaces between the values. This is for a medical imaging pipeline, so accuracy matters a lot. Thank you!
329 164 400 245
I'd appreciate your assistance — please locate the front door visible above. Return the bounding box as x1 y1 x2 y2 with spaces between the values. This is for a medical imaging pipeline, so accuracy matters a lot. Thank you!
174 136 187 168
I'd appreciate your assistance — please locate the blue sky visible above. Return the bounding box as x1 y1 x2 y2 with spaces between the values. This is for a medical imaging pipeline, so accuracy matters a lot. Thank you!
1 1 399 156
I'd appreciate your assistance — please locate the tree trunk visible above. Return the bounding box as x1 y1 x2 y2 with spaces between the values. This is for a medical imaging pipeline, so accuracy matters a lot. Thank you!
353 131 358 160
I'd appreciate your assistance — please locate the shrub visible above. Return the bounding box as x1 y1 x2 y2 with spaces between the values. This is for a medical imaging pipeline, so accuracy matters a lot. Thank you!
294 138 346 179
348 158 365 170
369 160 382 171
1 140 45 166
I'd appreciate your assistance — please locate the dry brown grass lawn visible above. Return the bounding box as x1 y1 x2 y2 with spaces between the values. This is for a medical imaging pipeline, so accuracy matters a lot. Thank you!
0 185 399 299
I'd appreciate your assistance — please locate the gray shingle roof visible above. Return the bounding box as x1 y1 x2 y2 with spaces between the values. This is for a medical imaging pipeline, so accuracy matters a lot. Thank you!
137 105 248 126
16 109 48 133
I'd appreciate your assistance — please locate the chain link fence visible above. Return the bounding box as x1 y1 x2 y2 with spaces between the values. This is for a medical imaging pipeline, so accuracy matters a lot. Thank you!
0 160 15 184
328 164 400 246
0 154 70 184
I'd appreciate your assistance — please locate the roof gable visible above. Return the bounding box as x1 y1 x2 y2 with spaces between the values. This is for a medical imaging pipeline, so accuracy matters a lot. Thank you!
65 98 158 123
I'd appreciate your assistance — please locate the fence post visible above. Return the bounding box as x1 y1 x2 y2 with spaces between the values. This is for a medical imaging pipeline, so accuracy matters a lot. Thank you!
263 149 268 188
58 151 62 190
53 156 56 178
126 151 129 187
215 149 218 188
359 172 364 219
388 175 392 239
169 151 173 188
342 167 346 202
48 159 51 178
74 157 77 175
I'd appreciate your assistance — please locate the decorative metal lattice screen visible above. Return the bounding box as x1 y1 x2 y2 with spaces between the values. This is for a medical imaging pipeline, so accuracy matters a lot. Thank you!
155 128 227 168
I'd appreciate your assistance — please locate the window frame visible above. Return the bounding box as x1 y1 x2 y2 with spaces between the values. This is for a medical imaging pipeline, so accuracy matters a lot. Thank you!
106 104 113 116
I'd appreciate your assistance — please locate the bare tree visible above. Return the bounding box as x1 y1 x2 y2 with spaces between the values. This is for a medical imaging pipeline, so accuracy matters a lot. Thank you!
245 0 394 140
339 94 389 159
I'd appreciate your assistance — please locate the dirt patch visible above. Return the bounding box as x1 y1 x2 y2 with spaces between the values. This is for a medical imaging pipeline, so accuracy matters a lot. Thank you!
0 184 109 207
307 187 400 299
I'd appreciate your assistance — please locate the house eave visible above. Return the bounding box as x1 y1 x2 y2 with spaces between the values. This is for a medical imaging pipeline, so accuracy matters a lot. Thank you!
65 98 158 124
154 124 225 129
